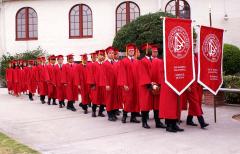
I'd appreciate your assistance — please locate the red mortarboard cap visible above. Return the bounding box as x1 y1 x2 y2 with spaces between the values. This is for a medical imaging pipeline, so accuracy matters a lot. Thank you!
151 44 159 52
41 56 46 61
57 55 64 59
98 50 105 55
141 43 152 52
28 60 35 65
48 55 56 60
37 57 42 61
105 46 115 54
81 54 88 61
90 52 97 57
66 54 74 59
114 48 119 54
126 43 136 51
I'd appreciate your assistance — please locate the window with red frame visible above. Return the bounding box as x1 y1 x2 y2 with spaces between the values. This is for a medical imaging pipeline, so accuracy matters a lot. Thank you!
16 7 38 41
165 0 191 19
69 4 93 38
116 1 140 32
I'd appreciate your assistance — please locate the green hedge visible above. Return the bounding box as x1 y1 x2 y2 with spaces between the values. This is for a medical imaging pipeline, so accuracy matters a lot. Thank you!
223 44 240 75
0 47 46 87
223 75 240 104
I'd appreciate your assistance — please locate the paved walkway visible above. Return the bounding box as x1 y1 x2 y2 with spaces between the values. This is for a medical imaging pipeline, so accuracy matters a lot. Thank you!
0 88 239 154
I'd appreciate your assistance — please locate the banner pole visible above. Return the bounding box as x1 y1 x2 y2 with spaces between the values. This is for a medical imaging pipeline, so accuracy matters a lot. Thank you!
214 100 217 123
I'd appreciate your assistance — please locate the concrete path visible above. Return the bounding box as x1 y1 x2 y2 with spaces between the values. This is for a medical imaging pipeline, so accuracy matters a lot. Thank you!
0 88 239 154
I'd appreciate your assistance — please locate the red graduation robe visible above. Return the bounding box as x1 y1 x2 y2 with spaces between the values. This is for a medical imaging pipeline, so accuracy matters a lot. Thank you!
21 67 28 93
61 63 78 101
12 67 21 95
102 60 117 111
186 56 203 116
87 61 106 105
118 57 140 113
113 60 123 110
138 57 153 111
75 63 91 105
26 66 37 94
46 64 57 99
158 60 179 119
6 68 13 92
151 57 164 110
54 64 66 101
36 65 48 96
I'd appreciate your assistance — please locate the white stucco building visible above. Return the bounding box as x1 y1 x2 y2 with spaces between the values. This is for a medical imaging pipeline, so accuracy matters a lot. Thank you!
0 0 239 58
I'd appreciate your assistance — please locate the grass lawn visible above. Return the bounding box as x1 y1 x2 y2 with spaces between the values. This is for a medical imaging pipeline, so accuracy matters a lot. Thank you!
0 132 39 154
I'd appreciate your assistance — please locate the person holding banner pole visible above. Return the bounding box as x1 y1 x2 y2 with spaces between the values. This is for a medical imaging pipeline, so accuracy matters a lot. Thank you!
138 43 166 129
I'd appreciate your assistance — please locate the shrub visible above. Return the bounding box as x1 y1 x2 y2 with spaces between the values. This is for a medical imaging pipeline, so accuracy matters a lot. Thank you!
223 44 240 75
0 47 46 87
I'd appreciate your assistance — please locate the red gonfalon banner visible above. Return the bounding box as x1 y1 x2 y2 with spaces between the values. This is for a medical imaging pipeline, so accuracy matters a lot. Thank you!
163 17 195 96
198 26 224 95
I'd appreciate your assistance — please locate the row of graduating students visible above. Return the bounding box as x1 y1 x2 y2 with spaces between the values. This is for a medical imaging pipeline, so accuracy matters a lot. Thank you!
5 43 209 133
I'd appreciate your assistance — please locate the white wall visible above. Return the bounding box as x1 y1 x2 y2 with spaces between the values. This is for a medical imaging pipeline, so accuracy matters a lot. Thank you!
160 0 240 47
0 0 159 60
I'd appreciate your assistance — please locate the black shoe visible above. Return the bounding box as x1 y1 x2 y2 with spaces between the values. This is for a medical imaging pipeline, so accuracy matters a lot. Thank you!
187 121 198 126
84 110 88 114
130 117 140 123
142 122 150 129
122 116 127 123
197 116 209 129
59 103 63 108
71 107 77 112
187 115 198 126
98 113 105 117
156 121 167 128
173 123 184 132
47 101 51 105
52 102 57 105
79 103 83 107
92 112 97 117
166 125 177 133
29 98 34 101
62 102 65 106
135 112 142 117
41 101 46 104
116 110 121 116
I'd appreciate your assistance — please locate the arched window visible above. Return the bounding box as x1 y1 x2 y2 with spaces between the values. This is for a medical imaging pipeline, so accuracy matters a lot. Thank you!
165 0 190 19
116 1 140 32
69 4 93 38
16 7 38 40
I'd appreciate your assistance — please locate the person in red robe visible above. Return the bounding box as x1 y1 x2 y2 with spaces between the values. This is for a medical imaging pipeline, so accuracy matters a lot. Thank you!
118 43 140 123
22 60 28 94
102 46 118 121
87 50 106 117
138 43 166 129
158 63 184 133
12 60 21 97
36 56 49 104
46 55 57 105
6 61 14 95
62 54 78 111
26 60 37 101
184 54 209 129
54 55 66 108
113 48 123 116
75 54 91 114
87 52 98 108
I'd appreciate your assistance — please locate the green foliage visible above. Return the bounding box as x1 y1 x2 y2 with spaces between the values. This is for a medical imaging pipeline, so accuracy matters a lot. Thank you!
223 44 240 75
113 12 175 56
223 75 240 104
112 11 197 57
0 47 46 87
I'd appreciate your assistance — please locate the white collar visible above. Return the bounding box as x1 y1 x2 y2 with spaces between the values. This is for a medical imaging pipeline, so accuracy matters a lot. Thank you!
128 56 134 60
